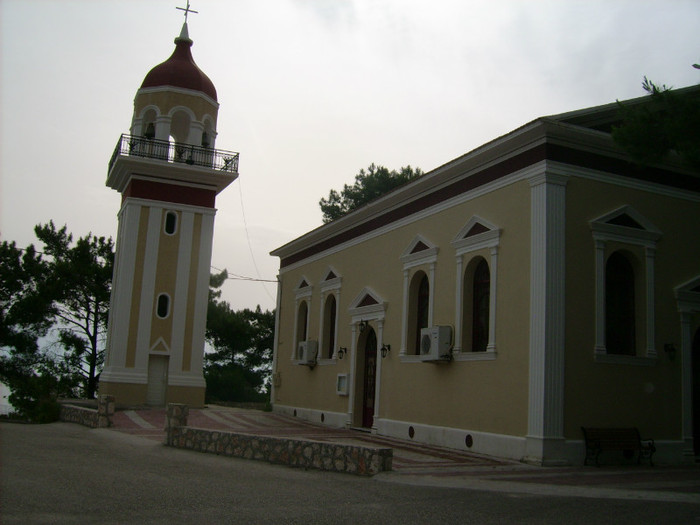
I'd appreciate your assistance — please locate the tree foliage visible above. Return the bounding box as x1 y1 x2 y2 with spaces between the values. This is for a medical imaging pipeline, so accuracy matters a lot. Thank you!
319 163 423 223
204 270 275 403
0 222 113 420
612 77 700 173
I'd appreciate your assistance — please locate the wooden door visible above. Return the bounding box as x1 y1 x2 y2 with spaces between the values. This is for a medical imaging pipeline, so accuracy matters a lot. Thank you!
146 355 169 406
362 328 377 428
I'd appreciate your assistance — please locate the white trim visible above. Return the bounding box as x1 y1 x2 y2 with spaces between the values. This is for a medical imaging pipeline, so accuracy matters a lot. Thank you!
167 372 207 388
155 293 171 319
170 211 194 374
400 234 439 269
591 205 662 360
273 404 348 429
526 170 567 463
136 85 220 109
674 276 700 456
451 216 501 355
149 336 170 353
276 163 542 274
122 195 217 216
134 206 162 374
189 213 214 376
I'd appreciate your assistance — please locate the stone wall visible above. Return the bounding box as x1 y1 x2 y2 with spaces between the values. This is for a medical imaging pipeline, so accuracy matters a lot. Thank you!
165 404 392 476
59 395 114 428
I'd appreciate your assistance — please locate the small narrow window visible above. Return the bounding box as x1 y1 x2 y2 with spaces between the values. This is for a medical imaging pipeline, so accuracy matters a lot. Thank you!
605 252 636 355
156 294 170 319
164 211 178 235
471 259 490 352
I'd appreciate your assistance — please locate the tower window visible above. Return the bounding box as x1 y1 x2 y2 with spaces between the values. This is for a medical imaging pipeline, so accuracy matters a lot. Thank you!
164 211 178 235
156 294 171 319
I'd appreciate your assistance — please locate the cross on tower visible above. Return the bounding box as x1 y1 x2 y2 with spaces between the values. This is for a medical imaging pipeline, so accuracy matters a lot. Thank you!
176 1 198 22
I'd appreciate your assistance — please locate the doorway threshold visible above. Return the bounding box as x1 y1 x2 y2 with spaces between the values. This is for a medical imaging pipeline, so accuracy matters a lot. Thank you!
349 426 372 433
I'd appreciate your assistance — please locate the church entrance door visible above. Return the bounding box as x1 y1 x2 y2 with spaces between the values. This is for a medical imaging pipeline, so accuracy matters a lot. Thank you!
147 355 169 406
361 328 377 429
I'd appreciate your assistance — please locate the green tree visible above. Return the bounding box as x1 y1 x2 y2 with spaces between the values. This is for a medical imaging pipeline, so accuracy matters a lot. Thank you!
0 237 80 421
612 77 700 172
0 222 113 416
319 163 423 223
34 222 114 399
204 270 275 403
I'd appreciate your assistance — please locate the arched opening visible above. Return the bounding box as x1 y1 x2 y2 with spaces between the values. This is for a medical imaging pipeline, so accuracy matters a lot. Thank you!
359 327 377 429
295 301 308 359
407 271 429 355
605 251 636 355
323 294 337 359
471 258 490 352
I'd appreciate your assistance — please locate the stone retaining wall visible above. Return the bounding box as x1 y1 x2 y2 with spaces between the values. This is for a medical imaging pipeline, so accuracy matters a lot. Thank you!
165 403 392 476
59 395 114 428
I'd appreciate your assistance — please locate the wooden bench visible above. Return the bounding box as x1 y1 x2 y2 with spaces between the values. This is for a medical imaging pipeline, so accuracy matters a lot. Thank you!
581 427 655 466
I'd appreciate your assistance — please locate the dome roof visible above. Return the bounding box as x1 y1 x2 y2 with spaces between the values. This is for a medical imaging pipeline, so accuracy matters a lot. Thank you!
140 24 217 102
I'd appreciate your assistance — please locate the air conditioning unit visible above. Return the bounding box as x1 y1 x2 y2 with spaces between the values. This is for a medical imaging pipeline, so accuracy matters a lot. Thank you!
419 326 452 362
297 340 318 366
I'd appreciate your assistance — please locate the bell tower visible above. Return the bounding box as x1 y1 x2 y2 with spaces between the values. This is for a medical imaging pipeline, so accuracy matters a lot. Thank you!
99 17 237 407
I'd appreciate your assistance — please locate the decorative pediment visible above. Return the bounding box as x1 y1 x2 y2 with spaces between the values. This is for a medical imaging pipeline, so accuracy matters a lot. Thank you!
321 266 342 292
294 276 312 299
349 287 386 321
400 235 438 268
590 206 661 245
150 337 170 353
675 275 700 313
452 216 500 255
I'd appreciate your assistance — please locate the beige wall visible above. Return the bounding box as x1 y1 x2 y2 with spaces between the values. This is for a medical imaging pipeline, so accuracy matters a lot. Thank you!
563 176 700 440
274 179 533 436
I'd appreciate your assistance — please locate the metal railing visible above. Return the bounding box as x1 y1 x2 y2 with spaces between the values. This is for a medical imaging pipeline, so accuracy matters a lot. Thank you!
109 134 239 174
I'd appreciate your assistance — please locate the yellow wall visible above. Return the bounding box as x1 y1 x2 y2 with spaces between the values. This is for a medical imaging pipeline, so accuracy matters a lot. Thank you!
563 176 700 440
274 179 533 436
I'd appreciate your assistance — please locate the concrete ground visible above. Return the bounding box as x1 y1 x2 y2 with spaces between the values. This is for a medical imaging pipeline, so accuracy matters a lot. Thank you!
2 406 700 523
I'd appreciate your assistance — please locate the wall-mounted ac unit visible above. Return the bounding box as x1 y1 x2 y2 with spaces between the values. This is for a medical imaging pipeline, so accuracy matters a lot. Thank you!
297 340 318 366
419 326 452 362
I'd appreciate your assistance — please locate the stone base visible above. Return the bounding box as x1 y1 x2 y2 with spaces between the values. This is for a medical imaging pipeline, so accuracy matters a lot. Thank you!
98 381 205 408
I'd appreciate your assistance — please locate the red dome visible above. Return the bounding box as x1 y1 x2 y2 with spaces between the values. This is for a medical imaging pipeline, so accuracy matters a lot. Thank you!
140 32 217 102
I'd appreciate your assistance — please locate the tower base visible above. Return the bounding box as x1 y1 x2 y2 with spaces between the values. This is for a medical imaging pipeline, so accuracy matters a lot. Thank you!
99 381 205 408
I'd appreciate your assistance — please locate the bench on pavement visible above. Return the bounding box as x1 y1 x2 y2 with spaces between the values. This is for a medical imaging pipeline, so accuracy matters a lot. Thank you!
581 427 655 466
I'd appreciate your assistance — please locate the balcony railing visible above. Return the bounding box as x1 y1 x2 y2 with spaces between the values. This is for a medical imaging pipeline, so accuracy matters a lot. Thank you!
109 134 239 174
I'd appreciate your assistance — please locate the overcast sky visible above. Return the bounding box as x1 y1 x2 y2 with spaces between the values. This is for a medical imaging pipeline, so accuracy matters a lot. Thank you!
1 0 698 312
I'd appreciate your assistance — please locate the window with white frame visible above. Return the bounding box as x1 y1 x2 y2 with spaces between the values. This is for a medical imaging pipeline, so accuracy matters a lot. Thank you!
451 216 500 358
400 236 438 357
591 206 661 363
293 277 312 360
318 267 342 361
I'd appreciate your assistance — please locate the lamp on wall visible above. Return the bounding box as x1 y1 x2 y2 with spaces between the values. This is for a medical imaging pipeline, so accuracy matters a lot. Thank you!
381 344 391 358
338 347 347 359
664 343 676 361
359 320 368 333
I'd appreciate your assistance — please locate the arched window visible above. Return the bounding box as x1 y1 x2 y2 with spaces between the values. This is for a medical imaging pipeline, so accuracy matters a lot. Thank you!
164 211 178 235
471 259 490 352
296 300 309 359
323 294 337 359
605 251 636 355
408 272 430 355
156 294 170 319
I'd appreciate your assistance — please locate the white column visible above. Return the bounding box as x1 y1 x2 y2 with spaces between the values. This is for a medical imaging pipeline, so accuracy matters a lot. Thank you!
680 312 694 455
594 239 606 356
526 171 568 464
453 256 464 353
373 320 385 432
347 323 359 427
428 262 436 328
487 246 498 352
645 247 657 358
400 269 409 355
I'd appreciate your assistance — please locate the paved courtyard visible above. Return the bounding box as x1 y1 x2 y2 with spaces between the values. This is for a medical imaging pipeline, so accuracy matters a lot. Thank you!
108 405 700 501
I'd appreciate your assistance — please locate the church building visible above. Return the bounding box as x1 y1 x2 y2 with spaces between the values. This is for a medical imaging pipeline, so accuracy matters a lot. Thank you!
99 19 237 407
270 87 700 465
